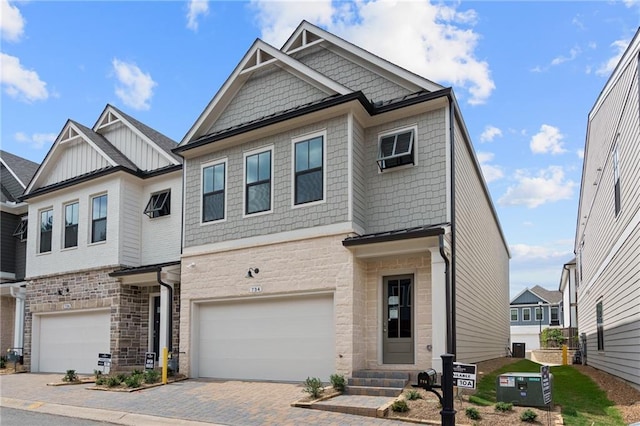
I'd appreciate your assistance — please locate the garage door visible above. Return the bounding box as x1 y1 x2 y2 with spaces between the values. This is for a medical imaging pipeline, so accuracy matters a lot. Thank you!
37 310 110 374
197 294 334 381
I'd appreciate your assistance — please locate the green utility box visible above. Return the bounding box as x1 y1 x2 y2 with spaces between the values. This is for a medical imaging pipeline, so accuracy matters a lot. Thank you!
496 372 553 408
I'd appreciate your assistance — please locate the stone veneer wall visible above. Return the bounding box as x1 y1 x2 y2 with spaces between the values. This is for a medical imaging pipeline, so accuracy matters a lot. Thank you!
1 296 16 354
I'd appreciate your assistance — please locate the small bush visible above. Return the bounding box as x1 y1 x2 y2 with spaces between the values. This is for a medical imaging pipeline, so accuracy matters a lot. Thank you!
124 374 142 388
144 369 161 384
465 407 481 420
391 399 409 412
93 369 102 379
520 409 538 422
329 373 345 392
131 369 143 376
95 376 107 386
106 376 121 387
62 369 78 382
303 377 324 399
468 395 493 406
405 389 422 401
495 401 513 412
116 373 128 382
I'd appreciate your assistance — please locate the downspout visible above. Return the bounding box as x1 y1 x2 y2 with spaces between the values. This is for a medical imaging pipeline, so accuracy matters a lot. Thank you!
438 234 452 354
157 269 173 353
447 93 457 358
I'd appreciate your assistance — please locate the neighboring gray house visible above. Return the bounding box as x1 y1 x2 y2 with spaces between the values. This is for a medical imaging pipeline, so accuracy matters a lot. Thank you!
174 21 510 382
0 151 38 357
510 285 563 351
21 105 183 374
574 28 640 390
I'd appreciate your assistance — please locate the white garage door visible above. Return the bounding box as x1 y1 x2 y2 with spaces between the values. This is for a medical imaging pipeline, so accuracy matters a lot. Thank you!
197 294 334 381
37 310 110 374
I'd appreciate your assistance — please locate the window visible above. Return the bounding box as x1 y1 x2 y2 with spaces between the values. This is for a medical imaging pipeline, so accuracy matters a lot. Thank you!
510 309 518 322
39 209 53 253
13 217 28 241
294 134 324 205
535 306 543 322
144 190 171 218
551 307 559 322
522 308 531 321
377 128 415 171
596 301 604 350
613 140 621 216
64 202 79 248
202 161 226 222
91 194 107 243
245 150 272 214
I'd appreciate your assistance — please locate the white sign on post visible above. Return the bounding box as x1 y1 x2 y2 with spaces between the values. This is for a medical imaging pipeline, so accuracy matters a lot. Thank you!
452 362 477 389
541 365 552 405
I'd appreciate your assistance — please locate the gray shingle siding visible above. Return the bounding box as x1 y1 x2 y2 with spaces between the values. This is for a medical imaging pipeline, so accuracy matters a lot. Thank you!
208 66 329 135
351 118 366 230
363 110 447 234
292 45 412 103
184 117 350 247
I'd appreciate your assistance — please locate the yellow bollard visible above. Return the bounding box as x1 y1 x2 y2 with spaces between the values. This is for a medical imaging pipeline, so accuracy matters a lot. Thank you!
562 344 568 365
162 347 168 384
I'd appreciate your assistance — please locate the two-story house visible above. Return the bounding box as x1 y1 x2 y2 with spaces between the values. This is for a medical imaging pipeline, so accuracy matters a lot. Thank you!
21 105 182 374
1 151 39 358
575 28 639 389
509 286 563 352
174 21 510 382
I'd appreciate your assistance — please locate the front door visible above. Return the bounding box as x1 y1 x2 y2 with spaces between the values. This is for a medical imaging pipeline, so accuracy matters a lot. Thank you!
383 275 414 364
152 296 161 360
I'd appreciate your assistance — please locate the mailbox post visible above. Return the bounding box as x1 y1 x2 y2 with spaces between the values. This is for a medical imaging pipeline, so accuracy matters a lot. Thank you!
415 354 456 426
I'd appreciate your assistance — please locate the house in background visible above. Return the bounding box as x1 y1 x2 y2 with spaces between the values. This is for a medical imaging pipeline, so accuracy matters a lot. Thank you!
0 151 39 357
574 28 639 390
174 21 510 382
558 258 578 347
510 285 563 352
21 105 182 374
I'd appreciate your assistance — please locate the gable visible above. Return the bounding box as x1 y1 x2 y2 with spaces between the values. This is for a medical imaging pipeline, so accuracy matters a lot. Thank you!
511 289 542 305
1 163 24 202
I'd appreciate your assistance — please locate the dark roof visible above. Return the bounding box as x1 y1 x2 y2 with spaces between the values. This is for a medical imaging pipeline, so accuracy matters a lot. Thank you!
0 150 39 188
70 120 138 171
530 285 562 304
109 261 181 277
107 105 182 163
343 224 447 247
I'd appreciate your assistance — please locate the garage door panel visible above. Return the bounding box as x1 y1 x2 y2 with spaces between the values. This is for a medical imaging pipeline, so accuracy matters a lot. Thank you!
198 294 334 381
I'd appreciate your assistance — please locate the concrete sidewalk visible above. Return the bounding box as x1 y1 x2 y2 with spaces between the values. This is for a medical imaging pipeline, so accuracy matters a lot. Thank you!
0 373 406 425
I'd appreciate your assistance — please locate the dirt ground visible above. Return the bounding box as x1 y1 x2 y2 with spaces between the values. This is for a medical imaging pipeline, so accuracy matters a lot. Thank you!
388 357 640 425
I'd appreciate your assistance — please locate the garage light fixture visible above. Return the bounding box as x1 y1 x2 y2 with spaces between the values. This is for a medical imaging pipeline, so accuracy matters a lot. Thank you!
246 267 259 278
57 287 69 295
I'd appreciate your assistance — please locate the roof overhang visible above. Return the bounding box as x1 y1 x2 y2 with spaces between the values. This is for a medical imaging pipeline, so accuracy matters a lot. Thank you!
109 261 181 286
343 224 448 259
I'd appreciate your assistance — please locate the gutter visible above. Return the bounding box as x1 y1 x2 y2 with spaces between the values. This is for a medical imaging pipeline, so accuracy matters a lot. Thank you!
157 269 173 353
446 93 457 358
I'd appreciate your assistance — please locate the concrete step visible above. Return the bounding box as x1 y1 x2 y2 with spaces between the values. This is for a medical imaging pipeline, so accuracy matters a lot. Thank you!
310 394 394 418
348 377 408 388
345 385 404 397
351 370 410 380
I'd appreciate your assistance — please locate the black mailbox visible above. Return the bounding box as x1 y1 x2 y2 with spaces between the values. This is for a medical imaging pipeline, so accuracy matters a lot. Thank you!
417 369 438 389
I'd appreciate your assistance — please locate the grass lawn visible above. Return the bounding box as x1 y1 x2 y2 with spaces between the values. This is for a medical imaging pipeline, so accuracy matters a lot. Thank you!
474 359 625 426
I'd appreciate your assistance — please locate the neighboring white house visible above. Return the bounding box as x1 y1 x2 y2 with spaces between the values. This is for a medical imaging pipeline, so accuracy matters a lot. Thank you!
574 27 640 390
510 286 563 352
559 258 578 346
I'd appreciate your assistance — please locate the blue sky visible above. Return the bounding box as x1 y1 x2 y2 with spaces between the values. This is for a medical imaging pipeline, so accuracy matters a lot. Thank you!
2 0 639 298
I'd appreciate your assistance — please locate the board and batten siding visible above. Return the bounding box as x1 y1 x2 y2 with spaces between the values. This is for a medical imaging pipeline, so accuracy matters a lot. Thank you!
119 177 142 267
42 142 109 187
453 117 510 363
99 122 174 172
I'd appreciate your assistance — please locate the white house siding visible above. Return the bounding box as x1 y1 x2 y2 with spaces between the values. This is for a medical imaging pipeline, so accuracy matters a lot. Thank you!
26 177 122 279
42 141 109 187
453 116 510 363
99 122 173 171
119 177 142 267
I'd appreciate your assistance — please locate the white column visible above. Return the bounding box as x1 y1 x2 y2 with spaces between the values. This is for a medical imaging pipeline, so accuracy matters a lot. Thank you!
10 285 26 354
159 283 174 353
429 248 447 373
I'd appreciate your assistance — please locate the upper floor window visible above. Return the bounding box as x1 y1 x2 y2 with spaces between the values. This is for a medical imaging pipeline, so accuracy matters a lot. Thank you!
91 194 108 243
377 127 415 171
144 190 171 218
64 202 79 248
551 307 559 322
596 300 604 350
39 209 53 253
535 306 543 322
510 309 518 322
613 140 621 216
202 161 226 222
522 308 531 321
13 217 28 241
245 149 272 215
294 133 324 205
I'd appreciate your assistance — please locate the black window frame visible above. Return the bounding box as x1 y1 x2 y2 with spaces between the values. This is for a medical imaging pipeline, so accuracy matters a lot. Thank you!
377 128 415 171
91 194 108 243
13 217 28 241
39 209 53 253
144 190 171 218
202 161 226 223
245 150 272 215
294 135 324 205
64 202 79 248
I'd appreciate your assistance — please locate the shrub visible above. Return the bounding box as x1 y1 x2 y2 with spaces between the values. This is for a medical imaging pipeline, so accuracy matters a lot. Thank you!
520 409 538 422
131 369 144 376
495 401 513 412
62 369 78 382
93 369 102 379
329 373 345 392
124 374 142 388
95 376 107 386
144 369 161 384
303 377 324 399
405 389 422 401
541 328 566 348
106 376 121 387
391 399 409 412
465 407 481 420
116 373 128 382
0 356 6 369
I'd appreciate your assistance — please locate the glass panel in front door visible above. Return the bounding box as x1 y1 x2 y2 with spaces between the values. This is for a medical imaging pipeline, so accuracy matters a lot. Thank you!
384 275 414 364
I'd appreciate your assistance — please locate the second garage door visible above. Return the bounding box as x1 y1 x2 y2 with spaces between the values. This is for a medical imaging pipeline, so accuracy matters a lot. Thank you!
197 293 334 381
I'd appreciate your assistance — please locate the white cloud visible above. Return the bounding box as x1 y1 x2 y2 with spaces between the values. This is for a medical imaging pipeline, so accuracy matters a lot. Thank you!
550 46 580 66
15 131 56 150
530 124 567 155
251 0 495 105
1 0 25 42
476 151 503 183
186 0 209 31
596 38 630 77
0 53 49 102
480 125 502 143
499 166 576 208
111 59 157 110
577 149 584 159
